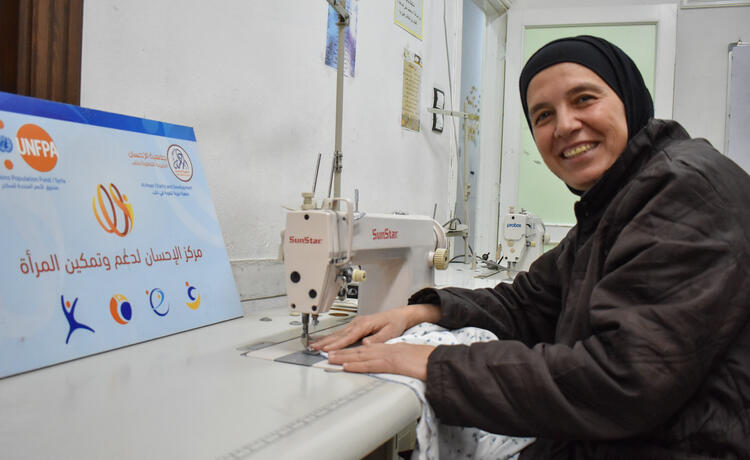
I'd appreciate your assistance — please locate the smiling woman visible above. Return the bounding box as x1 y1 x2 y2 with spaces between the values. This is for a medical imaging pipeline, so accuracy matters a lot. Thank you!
518 35 653 192
525 63 628 191
318 35 750 459
507 22 664 230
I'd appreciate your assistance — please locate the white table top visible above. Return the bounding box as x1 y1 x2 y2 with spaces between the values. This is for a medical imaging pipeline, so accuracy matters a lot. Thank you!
0 306 420 460
435 262 510 290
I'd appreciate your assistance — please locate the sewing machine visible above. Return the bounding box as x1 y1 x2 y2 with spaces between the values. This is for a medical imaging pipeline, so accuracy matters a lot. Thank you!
499 207 546 273
283 195 448 350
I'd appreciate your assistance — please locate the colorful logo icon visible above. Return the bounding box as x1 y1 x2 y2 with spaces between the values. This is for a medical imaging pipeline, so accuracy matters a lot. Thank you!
110 294 132 324
61 295 95 344
185 281 201 310
16 123 58 172
93 183 134 237
147 288 169 317
166 144 193 182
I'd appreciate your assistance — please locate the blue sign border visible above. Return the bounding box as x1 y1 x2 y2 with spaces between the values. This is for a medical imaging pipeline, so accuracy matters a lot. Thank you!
0 91 195 142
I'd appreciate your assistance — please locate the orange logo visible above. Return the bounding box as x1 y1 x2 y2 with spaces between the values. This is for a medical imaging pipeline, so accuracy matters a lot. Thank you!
92 183 134 237
16 124 58 172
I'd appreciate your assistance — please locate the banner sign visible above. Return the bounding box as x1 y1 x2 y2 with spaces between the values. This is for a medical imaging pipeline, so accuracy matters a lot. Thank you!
0 92 243 378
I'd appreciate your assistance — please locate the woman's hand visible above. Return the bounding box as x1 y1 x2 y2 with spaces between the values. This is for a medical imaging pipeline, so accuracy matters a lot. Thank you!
311 303 442 352
327 342 436 380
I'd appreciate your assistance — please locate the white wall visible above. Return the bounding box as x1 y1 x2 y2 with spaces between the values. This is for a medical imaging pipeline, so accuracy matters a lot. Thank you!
80 1 749 302
81 1 461 302
513 0 750 149
673 5 750 149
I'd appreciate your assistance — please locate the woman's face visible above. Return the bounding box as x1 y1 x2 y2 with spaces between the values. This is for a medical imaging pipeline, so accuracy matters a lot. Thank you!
526 62 628 191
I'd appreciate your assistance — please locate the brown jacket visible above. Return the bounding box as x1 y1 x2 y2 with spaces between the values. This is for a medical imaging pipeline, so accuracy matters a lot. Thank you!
411 120 750 459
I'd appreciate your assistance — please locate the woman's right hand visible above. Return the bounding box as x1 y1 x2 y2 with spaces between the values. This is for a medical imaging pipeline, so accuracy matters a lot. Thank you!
311 303 441 352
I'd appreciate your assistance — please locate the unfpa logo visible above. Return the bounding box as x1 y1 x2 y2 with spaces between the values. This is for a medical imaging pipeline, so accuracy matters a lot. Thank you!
16 123 58 172
92 183 134 237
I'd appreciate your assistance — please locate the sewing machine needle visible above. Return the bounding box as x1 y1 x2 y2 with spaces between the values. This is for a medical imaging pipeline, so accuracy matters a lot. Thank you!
301 313 310 347
301 313 319 355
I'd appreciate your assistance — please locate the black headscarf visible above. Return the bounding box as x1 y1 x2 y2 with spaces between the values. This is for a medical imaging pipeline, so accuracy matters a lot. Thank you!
518 35 654 140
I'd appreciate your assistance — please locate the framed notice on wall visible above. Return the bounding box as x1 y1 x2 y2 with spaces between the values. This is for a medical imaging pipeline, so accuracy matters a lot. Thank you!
0 92 243 378
401 50 422 132
394 0 424 40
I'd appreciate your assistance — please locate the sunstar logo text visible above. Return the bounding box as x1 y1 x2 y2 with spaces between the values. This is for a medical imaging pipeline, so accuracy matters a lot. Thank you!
372 228 399 240
506 223 522 228
288 235 322 244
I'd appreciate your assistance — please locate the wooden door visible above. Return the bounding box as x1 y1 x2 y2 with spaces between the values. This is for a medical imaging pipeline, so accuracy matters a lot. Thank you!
0 0 83 105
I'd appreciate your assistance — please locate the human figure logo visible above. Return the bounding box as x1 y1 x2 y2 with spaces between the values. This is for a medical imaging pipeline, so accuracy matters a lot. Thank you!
166 144 193 182
61 295 95 344
92 183 134 237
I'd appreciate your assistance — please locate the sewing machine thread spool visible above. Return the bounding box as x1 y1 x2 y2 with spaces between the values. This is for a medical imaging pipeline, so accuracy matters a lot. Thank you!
352 269 366 282
432 248 449 270
301 192 316 210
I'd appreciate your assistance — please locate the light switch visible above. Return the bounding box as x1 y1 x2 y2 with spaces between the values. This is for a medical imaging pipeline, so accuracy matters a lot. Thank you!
432 88 445 133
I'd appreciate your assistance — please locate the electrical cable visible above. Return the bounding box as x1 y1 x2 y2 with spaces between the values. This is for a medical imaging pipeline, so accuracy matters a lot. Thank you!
442 217 462 227
443 0 460 215
442 0 456 130
449 242 476 263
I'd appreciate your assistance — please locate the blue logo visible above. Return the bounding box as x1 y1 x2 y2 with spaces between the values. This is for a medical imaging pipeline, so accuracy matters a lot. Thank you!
0 135 12 153
61 295 95 344
506 223 522 228
148 288 170 317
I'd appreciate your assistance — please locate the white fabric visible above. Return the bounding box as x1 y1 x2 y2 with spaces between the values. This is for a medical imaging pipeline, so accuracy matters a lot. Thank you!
374 323 536 460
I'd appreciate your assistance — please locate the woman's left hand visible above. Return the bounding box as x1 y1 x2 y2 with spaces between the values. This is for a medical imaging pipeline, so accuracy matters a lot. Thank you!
327 342 436 381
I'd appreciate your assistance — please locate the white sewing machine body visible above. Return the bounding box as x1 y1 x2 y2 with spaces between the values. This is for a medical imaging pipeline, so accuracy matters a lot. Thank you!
283 198 447 319
500 208 546 273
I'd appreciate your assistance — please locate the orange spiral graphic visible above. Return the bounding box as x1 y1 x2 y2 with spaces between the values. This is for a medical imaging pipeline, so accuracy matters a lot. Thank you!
92 183 134 237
